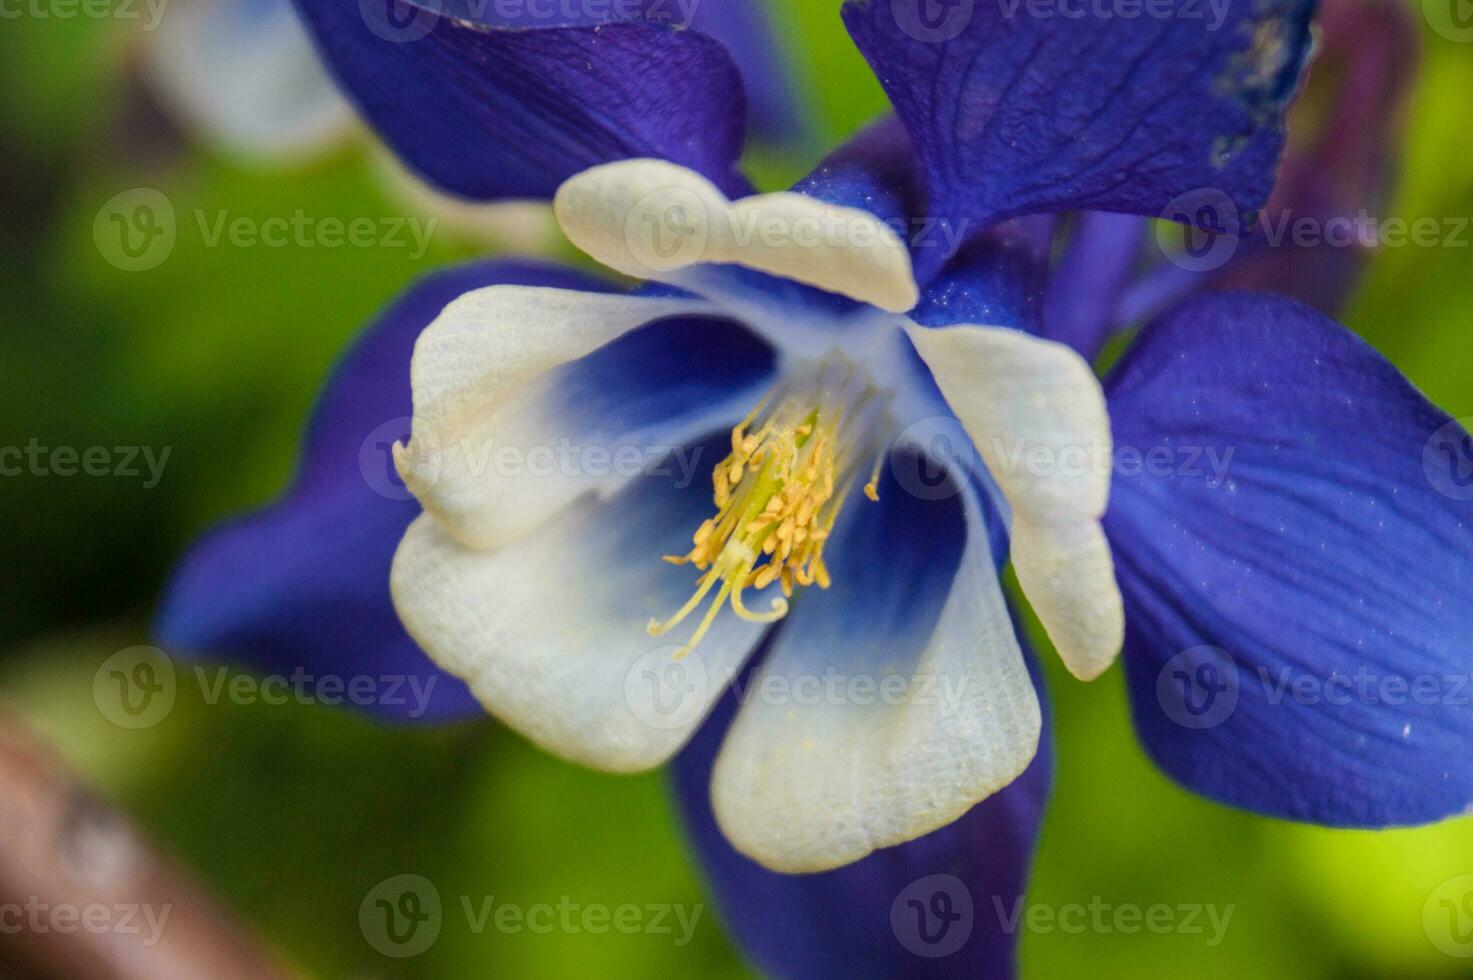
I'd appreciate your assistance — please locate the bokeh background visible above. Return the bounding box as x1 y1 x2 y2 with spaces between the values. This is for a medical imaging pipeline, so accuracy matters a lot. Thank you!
2 2 1471 977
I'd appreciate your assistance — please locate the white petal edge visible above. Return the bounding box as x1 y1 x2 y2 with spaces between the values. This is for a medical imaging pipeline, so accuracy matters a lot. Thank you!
394 286 722 549
709 491 1042 873
904 322 1124 681
391 503 766 773
553 159 919 314
376 152 561 253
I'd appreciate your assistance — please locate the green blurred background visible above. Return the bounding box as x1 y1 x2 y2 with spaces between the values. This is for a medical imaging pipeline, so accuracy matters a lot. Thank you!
1 3 1471 977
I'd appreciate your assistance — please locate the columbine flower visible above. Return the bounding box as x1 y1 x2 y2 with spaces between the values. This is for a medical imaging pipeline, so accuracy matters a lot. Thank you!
160 2 1473 975
383 149 1128 878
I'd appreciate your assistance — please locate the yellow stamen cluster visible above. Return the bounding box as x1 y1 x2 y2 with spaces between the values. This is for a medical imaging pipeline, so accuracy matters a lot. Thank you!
648 389 880 659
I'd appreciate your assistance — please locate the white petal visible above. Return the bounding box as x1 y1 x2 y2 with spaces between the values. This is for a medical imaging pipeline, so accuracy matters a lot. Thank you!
376 153 560 253
709 483 1041 873
554 159 919 314
904 322 1124 680
140 0 354 161
392 478 767 773
395 286 740 549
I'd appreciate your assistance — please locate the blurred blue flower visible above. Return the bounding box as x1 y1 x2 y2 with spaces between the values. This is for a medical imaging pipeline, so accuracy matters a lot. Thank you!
140 0 802 161
159 3 1473 976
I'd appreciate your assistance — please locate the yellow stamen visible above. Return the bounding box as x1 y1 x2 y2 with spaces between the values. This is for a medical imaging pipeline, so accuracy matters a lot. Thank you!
648 370 885 657
863 449 884 502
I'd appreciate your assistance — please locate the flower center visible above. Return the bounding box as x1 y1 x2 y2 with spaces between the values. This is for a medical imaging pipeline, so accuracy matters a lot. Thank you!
648 362 887 658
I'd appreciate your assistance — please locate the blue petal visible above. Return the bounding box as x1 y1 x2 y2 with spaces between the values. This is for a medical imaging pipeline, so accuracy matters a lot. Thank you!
545 312 775 440
794 115 1057 289
156 260 611 723
1117 0 1418 328
842 0 1316 227
293 2 750 200
689 0 805 144
1105 292 1473 825
909 217 1053 332
795 115 929 242
797 119 1054 327
1206 0 1418 312
1041 212 1147 358
673 633 1050 980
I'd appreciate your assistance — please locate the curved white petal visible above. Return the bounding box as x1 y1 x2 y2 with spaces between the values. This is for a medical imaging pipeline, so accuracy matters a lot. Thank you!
377 153 560 253
392 479 769 773
395 286 752 549
709 478 1041 873
141 0 354 161
554 159 919 314
904 322 1124 680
